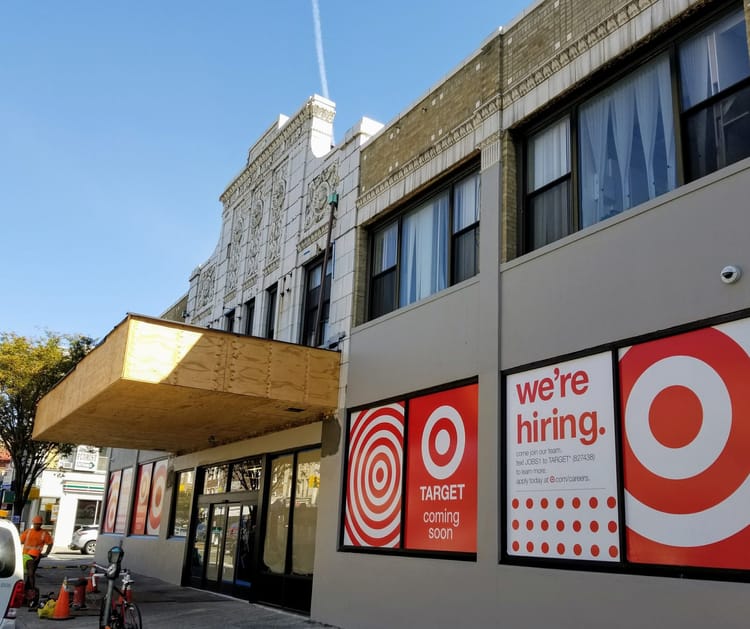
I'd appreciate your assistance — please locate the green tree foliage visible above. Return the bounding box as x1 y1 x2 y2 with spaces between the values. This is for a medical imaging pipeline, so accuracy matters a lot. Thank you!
0 332 95 517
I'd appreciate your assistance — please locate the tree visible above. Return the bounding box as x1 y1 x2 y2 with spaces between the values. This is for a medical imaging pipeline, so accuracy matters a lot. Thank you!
0 332 95 517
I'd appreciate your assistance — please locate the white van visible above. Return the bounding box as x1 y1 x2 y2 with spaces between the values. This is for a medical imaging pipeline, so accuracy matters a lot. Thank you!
0 520 25 626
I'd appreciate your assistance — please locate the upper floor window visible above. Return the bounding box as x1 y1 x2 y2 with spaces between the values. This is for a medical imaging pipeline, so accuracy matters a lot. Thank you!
302 255 332 347
679 9 750 181
224 309 235 332
368 169 480 320
265 284 277 339
243 299 255 336
522 7 750 253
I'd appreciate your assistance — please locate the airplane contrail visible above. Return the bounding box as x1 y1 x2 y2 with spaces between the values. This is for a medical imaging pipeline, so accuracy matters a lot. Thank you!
311 0 330 99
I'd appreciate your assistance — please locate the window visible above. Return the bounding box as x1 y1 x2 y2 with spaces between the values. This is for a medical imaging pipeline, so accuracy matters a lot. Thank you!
224 309 235 333
679 10 750 181
170 470 195 537
368 169 480 320
302 255 332 347
243 299 255 336
522 8 750 252
261 448 320 576
265 284 277 339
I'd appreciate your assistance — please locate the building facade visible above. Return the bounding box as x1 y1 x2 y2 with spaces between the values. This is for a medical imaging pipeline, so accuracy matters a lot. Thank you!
36 0 750 626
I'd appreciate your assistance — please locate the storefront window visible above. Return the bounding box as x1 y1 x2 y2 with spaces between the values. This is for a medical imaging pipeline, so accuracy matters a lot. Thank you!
75 499 101 528
262 455 293 574
291 449 320 575
230 458 262 492
191 505 209 579
202 464 229 494
171 470 195 537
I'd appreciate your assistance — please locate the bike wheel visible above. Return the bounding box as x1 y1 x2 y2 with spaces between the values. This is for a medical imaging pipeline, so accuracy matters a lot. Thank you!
123 602 142 629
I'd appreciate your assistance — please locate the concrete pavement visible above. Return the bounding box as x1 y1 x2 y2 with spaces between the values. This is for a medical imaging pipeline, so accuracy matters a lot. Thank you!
17 553 337 628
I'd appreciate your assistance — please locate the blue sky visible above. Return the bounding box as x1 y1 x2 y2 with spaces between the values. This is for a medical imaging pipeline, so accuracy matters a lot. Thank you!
1 1 530 341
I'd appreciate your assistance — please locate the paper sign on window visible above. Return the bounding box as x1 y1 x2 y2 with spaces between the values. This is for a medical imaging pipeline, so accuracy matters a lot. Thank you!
404 384 477 552
147 459 168 536
131 462 153 536
620 320 750 570
114 467 133 535
343 403 405 548
103 470 121 534
506 353 621 561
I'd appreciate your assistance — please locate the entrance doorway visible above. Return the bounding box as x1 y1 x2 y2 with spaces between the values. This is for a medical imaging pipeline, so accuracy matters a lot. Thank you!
195 502 257 597
188 457 262 598
186 449 320 613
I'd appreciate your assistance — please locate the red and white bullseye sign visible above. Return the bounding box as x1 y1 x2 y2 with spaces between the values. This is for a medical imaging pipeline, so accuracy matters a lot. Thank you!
104 470 121 534
405 384 477 553
620 320 750 569
344 403 405 548
147 459 168 536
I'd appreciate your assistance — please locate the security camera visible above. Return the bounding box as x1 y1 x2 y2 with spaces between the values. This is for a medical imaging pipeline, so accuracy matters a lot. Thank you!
720 265 742 284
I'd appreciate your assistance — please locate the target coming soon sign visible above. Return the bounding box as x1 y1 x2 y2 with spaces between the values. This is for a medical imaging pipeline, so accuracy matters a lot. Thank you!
343 383 478 554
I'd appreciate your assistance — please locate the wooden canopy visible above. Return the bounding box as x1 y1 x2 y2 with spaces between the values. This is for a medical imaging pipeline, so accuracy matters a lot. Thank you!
34 315 341 454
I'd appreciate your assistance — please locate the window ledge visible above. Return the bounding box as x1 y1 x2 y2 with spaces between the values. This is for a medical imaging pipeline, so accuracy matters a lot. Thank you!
504 156 750 271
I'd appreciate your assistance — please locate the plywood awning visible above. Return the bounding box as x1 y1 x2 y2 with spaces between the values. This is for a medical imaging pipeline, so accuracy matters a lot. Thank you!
35 314 341 454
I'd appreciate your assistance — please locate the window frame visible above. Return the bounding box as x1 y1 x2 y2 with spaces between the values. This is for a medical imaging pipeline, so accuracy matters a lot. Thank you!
243 298 255 336
301 253 333 347
265 284 277 339
169 468 196 538
367 161 481 321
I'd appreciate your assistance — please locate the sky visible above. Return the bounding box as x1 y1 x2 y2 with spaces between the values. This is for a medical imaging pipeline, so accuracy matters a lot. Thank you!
1 0 531 342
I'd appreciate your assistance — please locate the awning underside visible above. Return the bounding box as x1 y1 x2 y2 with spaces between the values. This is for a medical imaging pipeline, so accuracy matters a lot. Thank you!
34 315 341 454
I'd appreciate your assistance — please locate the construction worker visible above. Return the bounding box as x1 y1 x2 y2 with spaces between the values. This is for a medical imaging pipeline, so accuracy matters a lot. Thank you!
20 515 53 603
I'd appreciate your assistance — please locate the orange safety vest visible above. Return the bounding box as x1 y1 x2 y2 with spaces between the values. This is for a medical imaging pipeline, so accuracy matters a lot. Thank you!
20 527 53 558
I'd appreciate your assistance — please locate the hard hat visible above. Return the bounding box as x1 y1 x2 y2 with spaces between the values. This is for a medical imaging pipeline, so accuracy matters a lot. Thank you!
32 515 43 524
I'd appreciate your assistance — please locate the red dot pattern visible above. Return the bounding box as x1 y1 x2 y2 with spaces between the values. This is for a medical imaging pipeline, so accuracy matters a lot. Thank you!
508 493 620 561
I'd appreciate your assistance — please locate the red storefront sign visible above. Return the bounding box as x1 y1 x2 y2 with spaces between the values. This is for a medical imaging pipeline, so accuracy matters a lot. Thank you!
620 320 750 570
404 384 477 552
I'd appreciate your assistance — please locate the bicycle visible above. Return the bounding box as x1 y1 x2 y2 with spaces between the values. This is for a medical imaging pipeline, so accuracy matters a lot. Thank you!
88 544 142 629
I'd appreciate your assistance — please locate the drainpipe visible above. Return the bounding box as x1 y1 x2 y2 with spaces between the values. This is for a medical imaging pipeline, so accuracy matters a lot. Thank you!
313 192 338 346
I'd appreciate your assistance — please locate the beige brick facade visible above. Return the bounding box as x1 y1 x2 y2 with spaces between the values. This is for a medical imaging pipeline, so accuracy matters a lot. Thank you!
358 0 739 264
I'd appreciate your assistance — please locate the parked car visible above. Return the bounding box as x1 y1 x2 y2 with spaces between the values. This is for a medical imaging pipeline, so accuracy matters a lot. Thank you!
69 524 98 555
0 518 25 626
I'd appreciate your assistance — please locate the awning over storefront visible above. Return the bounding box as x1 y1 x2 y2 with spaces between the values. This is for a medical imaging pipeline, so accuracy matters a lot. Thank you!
34 314 341 454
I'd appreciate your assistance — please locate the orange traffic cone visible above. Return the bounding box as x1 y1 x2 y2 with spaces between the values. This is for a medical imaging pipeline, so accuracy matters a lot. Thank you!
51 578 71 620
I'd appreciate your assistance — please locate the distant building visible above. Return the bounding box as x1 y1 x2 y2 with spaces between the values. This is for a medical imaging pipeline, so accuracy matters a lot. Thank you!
37 0 750 626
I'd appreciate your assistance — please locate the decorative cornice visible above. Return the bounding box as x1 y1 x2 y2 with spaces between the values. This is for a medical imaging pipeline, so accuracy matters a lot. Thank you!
505 0 656 105
297 224 327 253
357 95 499 209
220 99 331 206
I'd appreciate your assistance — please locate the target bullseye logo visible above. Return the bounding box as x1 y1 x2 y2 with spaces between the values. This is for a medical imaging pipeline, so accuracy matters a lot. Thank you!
344 403 404 547
148 460 168 535
421 405 465 480
620 324 750 566
105 472 121 532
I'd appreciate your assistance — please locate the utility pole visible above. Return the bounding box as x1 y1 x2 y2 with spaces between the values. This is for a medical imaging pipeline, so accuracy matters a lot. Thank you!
313 192 338 346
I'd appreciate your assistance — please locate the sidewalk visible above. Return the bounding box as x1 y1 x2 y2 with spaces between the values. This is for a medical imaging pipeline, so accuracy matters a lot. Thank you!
18 553 336 628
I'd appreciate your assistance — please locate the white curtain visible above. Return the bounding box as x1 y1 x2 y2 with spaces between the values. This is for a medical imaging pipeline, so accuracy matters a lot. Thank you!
580 56 677 227
612 80 635 209
528 118 570 192
579 97 610 227
453 173 480 231
399 194 448 306
679 31 711 109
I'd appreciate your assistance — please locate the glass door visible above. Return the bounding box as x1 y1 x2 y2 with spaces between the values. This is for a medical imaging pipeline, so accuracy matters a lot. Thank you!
191 502 257 597
205 504 226 584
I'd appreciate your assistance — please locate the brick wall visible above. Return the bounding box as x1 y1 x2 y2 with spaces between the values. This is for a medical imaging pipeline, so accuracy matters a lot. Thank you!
359 35 502 195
